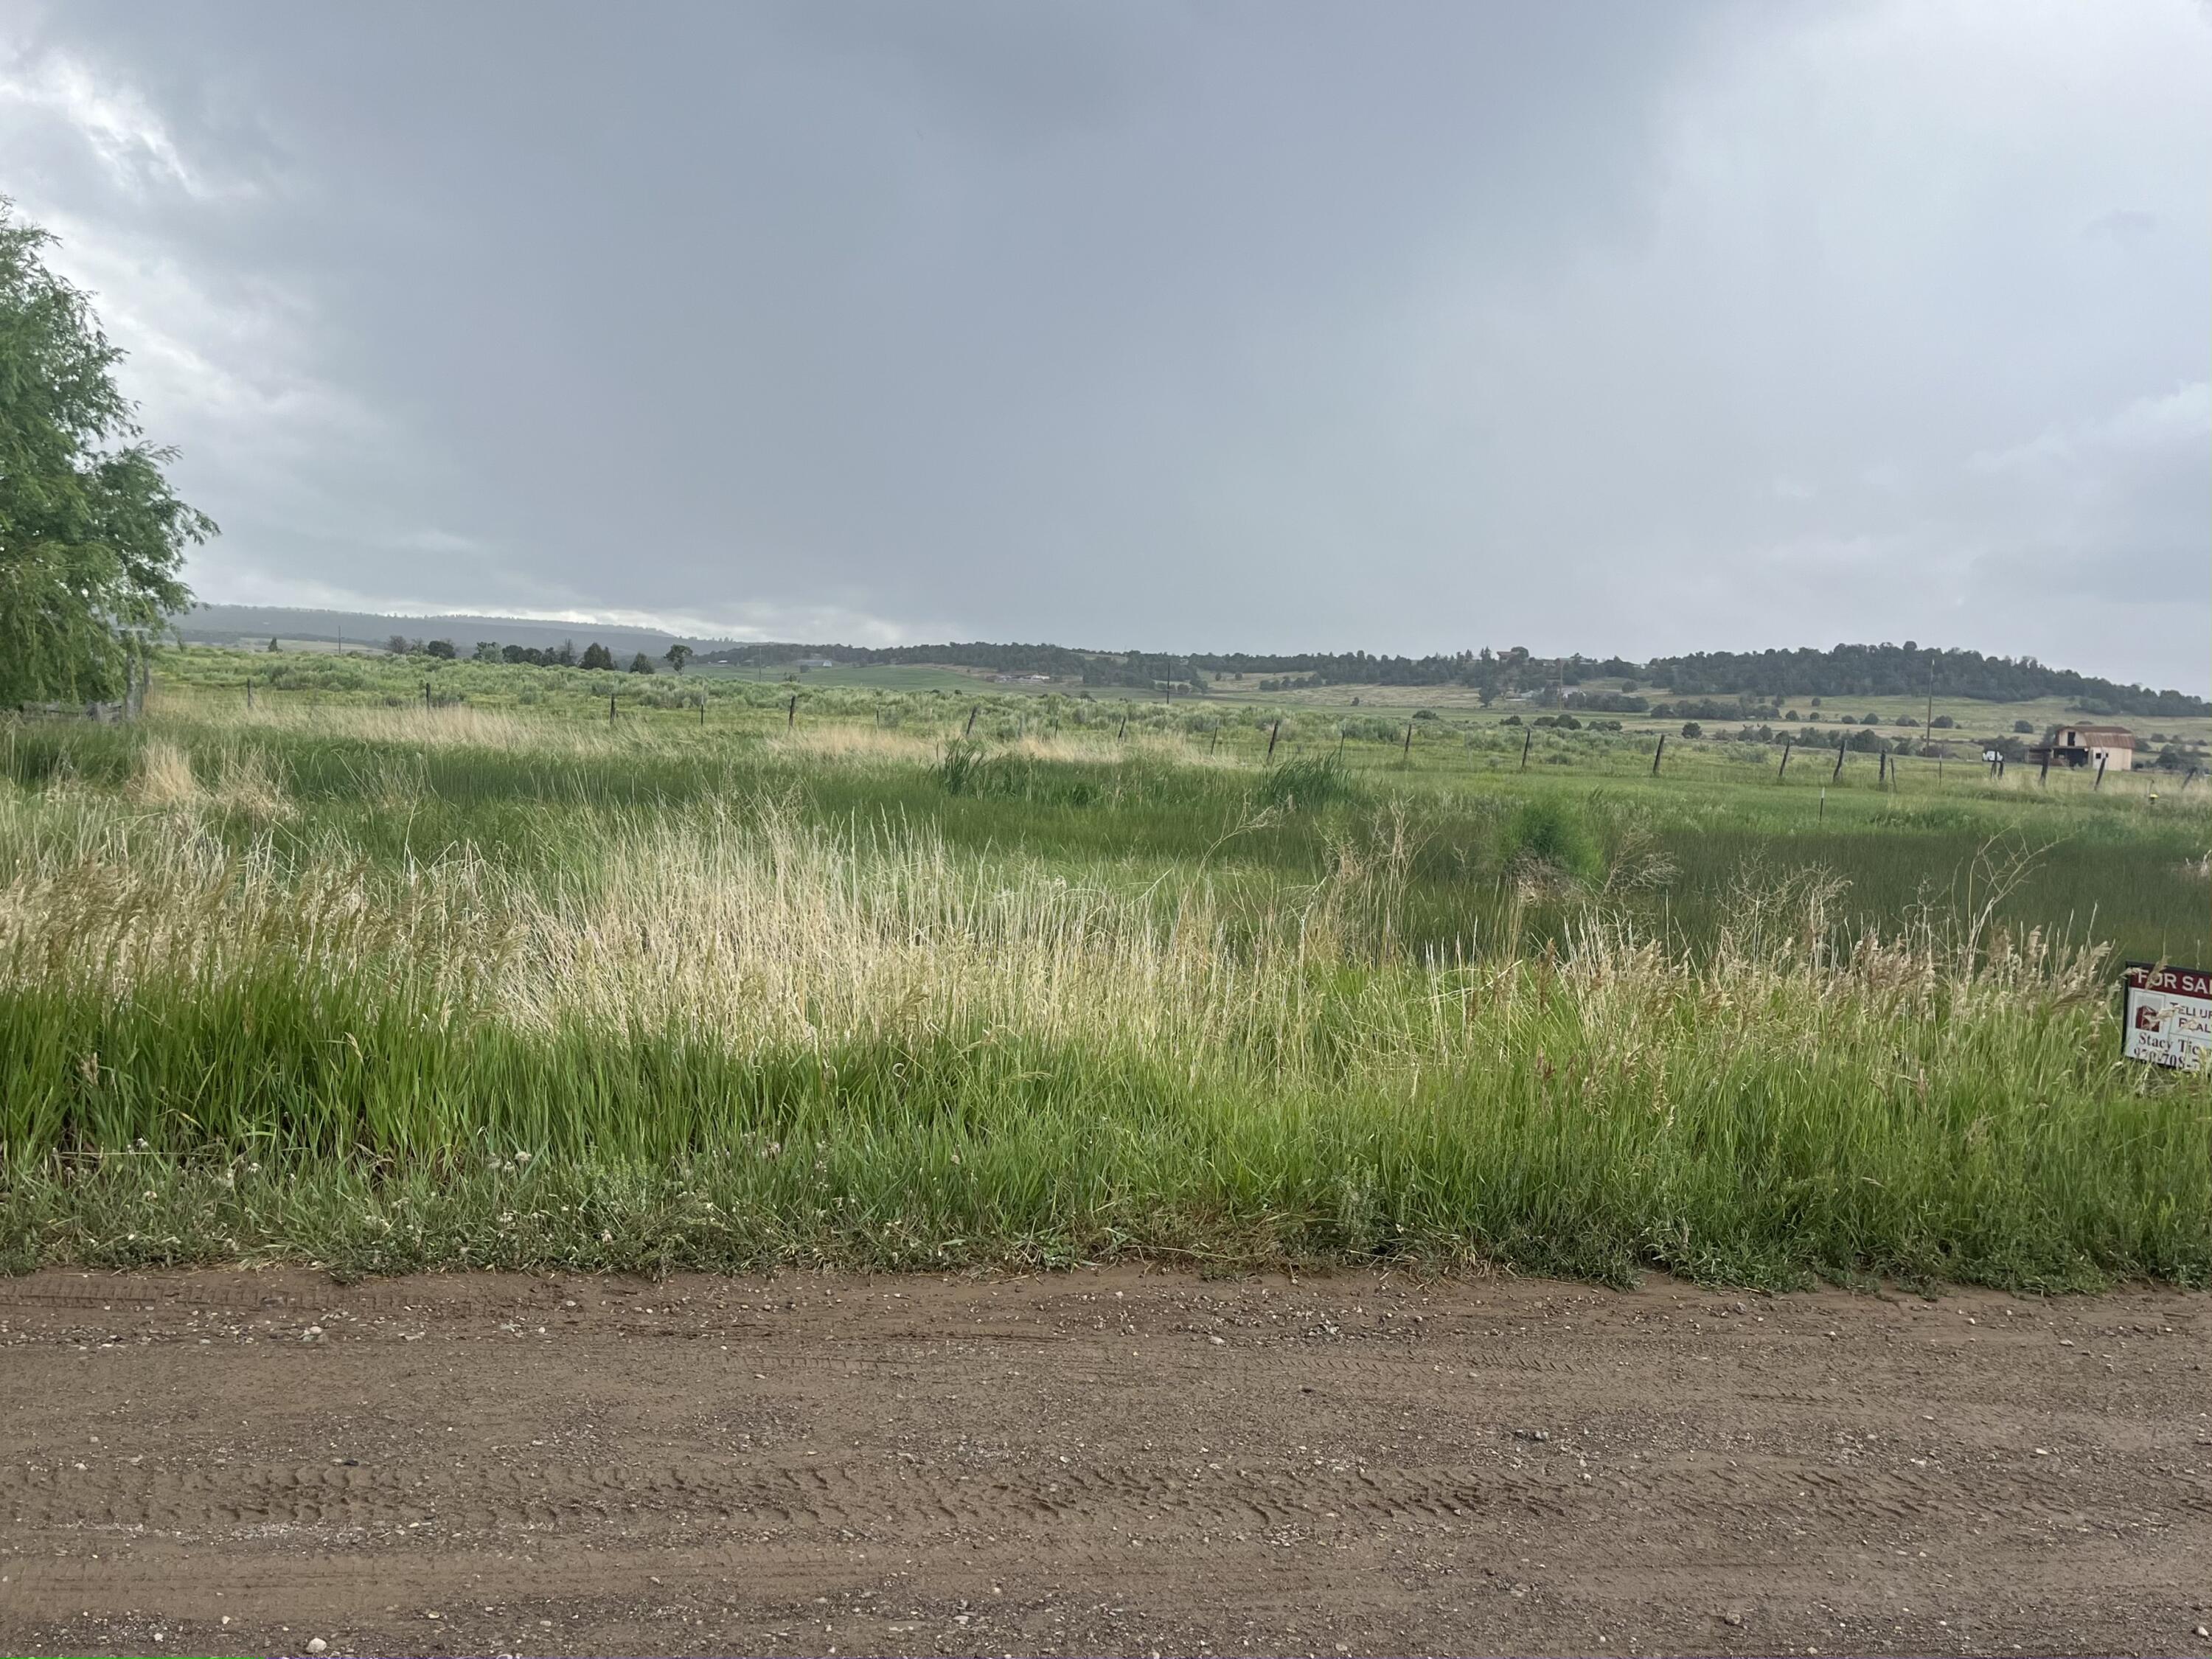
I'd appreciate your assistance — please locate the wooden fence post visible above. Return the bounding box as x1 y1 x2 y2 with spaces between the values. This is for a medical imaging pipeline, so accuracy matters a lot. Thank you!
1519 728 1532 771
2093 754 2107 790
787 695 796 730
1651 734 1665 776
1777 739 1792 779
1832 741 1846 783
245 676 254 709
609 692 616 723
964 706 978 738
1116 712 1129 740
424 680 431 712
1402 722 1413 761
1265 720 1281 762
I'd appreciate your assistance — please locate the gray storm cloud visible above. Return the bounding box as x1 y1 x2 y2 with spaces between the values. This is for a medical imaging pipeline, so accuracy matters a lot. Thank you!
2 0 2205 689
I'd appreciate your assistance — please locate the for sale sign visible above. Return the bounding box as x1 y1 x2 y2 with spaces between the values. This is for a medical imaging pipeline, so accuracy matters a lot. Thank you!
2123 963 2212 1071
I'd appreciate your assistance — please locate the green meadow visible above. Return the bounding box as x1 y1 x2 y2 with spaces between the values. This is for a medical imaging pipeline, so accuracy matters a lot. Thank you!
2 646 2205 1289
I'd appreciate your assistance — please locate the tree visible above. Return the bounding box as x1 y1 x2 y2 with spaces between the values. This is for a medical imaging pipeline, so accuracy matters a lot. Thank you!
579 642 614 671
2013 719 2034 734
473 641 501 663
424 639 456 659
628 652 654 674
1680 721 1703 738
267 636 280 653
664 642 693 674
0 200 213 706
386 635 413 656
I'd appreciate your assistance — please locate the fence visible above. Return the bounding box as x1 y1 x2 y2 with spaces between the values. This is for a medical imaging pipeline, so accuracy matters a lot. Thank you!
13 656 150 724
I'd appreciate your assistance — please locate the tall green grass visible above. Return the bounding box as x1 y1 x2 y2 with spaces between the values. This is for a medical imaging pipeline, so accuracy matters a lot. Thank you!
1 721 2205 1289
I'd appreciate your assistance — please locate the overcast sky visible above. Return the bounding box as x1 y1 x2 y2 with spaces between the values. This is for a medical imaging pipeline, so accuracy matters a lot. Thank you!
3 1 2205 687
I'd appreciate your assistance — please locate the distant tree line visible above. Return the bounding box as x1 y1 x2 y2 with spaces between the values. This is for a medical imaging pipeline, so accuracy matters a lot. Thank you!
383 636 687 673
692 637 2204 717
1632 641 2202 717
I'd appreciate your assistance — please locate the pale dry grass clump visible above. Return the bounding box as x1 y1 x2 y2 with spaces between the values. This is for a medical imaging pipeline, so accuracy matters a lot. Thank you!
212 699 669 757
0 787 2118 1099
122 740 293 821
765 724 944 765
128 740 200 808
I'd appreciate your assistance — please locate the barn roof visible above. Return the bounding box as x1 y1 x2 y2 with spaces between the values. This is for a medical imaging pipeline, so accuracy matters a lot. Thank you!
2070 724 2136 747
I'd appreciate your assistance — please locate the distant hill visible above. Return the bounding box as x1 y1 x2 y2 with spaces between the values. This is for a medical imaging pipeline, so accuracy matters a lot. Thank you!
175 605 2208 718
173 604 725 662
703 638 2209 718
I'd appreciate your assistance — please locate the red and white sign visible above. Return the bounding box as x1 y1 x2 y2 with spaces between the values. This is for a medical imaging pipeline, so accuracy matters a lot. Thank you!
2123 963 2211 1072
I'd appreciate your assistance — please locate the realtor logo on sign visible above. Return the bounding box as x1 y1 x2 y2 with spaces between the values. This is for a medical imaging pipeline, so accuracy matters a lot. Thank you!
2122 963 2211 1072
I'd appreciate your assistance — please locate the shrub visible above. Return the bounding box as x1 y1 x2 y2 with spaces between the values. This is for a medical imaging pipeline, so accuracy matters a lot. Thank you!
1258 755 1363 810
1503 797 1601 881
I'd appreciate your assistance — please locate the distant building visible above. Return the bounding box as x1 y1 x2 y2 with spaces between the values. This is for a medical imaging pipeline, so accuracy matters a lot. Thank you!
2028 723 2135 771
793 655 835 669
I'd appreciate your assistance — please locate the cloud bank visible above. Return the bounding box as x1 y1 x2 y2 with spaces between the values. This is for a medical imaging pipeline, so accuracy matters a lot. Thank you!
3 0 2205 686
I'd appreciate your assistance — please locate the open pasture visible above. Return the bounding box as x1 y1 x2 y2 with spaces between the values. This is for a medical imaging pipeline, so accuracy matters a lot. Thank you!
1 647 2205 1290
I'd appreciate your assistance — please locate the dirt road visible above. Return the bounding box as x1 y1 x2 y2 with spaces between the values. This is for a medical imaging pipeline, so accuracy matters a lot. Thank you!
1 1266 2207 1658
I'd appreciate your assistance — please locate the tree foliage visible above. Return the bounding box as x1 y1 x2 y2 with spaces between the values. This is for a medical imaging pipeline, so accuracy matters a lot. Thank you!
695 634 2206 717
0 199 212 704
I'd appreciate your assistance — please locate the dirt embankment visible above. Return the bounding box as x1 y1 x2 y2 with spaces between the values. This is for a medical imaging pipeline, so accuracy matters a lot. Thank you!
1 1267 2207 1658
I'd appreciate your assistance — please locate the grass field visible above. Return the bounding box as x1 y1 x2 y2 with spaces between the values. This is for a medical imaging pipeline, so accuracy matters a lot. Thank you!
2 647 2205 1290
1206 676 2212 748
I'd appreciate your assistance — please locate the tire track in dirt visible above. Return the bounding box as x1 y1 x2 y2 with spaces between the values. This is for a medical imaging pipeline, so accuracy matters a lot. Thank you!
3 1265 2208 1657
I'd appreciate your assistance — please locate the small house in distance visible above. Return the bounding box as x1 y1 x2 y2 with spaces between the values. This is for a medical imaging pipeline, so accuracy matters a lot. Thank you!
2028 722 2135 771
793 655 835 670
